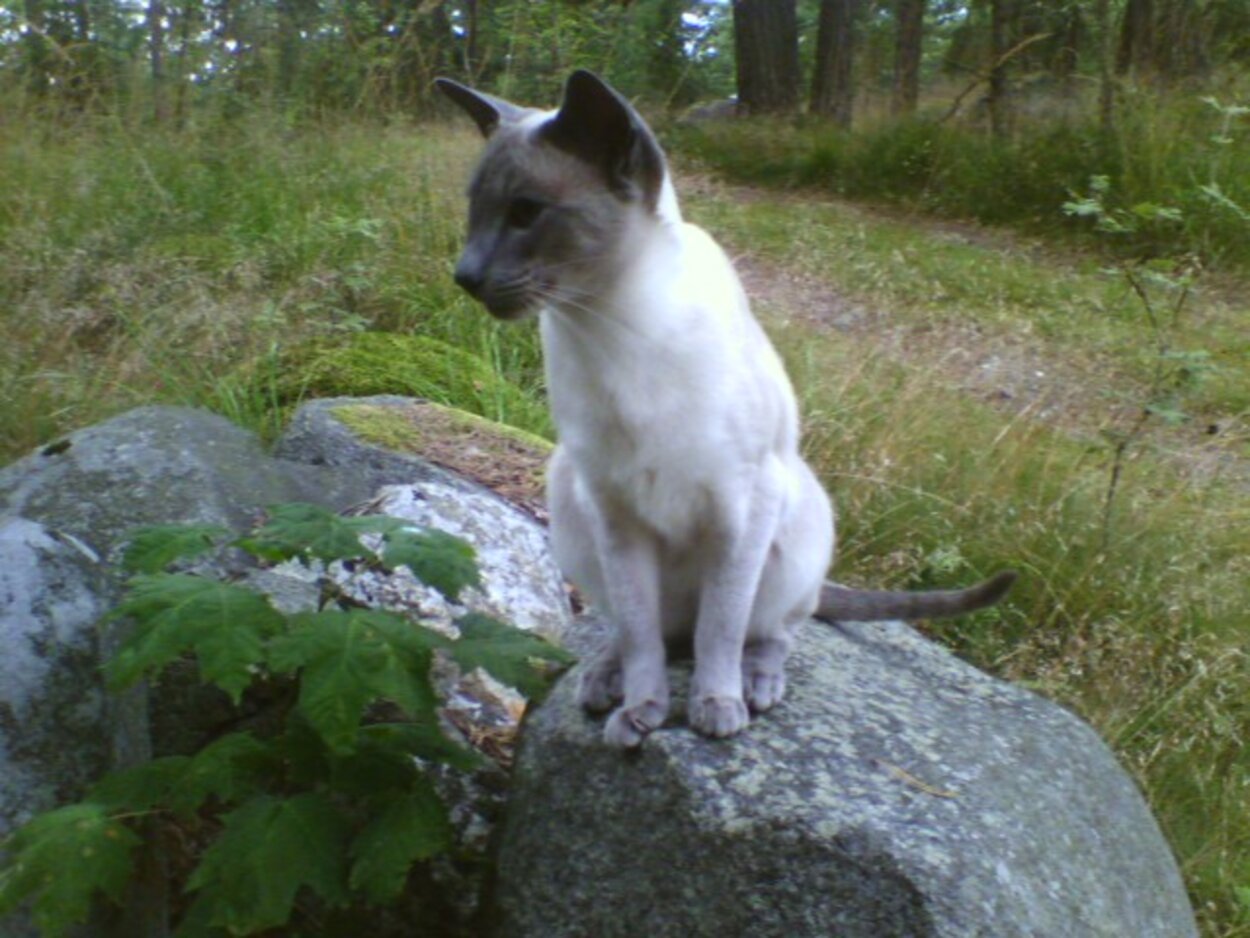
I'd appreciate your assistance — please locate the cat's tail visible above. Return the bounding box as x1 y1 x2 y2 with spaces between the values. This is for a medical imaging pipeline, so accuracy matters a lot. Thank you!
815 570 1017 623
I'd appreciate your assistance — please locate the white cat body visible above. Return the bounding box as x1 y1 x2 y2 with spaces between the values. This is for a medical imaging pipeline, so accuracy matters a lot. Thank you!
542 216 800 550
436 70 1013 747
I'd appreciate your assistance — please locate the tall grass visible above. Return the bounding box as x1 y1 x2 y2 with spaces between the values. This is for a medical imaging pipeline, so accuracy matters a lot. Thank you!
0 112 546 461
779 333 1250 936
671 84 1250 270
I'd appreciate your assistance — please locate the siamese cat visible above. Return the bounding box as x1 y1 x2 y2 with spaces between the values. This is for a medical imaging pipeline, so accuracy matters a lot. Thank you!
436 71 1015 748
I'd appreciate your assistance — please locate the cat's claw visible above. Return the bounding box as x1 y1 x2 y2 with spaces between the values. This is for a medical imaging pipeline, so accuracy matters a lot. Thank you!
577 662 623 713
603 699 668 748
689 694 749 738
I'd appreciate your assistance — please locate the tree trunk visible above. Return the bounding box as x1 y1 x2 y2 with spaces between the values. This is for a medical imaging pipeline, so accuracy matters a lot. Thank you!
1116 0 1153 75
22 0 49 97
1096 0 1114 133
810 0 856 127
464 0 478 77
892 0 925 116
148 0 169 121
1054 3 1081 93
276 0 299 103
733 0 801 115
988 0 1011 138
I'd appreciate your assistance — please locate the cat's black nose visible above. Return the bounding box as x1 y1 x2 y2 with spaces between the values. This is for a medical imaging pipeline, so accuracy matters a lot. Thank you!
454 263 485 298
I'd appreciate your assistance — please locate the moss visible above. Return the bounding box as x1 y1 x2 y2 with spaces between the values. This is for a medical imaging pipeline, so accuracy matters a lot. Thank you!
276 332 551 436
332 401 553 514
332 404 427 453
334 402 552 456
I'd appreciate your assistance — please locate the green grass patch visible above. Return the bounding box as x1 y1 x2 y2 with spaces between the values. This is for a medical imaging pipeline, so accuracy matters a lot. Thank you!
684 191 1250 424
778 330 1250 936
0 113 544 461
670 88 1250 272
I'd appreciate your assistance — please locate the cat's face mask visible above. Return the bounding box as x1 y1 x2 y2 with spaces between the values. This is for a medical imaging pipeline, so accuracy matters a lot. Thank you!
436 71 666 321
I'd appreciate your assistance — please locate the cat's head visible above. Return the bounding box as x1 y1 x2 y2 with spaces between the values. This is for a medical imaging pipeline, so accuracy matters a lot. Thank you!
435 70 669 320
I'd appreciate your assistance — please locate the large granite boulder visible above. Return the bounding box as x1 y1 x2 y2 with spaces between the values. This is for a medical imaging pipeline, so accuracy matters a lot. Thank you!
486 615 1198 938
0 519 117 829
0 398 569 937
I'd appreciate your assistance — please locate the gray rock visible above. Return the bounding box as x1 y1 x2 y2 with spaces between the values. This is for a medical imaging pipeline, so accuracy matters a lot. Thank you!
344 484 570 638
273 394 465 495
487 616 1197 938
0 405 379 563
0 519 115 834
0 518 139 938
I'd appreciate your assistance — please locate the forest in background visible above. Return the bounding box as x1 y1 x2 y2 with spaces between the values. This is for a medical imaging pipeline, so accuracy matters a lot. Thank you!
5 0 1249 117
4 0 1250 266
2 1 1249 936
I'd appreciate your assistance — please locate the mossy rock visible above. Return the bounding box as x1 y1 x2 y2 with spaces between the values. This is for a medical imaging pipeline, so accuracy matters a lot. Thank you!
276 332 551 437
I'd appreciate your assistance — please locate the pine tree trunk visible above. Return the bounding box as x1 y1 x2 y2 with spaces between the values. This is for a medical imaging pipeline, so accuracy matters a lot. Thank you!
148 0 169 121
892 0 925 116
810 0 856 127
1116 0 1154 75
22 0 49 97
1097 0 1114 133
988 0 1011 138
733 0 801 115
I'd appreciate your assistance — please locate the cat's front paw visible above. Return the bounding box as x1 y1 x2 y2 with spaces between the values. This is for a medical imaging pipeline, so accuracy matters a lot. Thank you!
689 694 749 738
602 698 668 748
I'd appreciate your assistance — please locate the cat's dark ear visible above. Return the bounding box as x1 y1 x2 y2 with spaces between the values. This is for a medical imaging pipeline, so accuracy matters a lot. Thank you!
434 78 526 137
544 70 666 212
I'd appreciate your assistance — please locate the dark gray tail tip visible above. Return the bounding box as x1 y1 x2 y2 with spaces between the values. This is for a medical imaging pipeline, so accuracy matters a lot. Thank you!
978 570 1019 605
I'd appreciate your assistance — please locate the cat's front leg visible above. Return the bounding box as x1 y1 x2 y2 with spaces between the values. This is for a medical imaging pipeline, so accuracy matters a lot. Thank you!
589 515 670 748
689 465 786 739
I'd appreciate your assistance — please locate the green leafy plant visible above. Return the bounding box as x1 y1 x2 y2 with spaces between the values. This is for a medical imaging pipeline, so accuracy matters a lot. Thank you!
1062 181 1214 549
0 503 573 936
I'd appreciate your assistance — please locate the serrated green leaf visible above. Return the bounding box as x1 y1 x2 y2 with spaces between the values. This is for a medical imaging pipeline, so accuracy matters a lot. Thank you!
88 756 193 812
87 734 274 819
361 720 483 772
450 613 574 698
0 803 142 934
268 610 445 753
185 793 349 934
349 782 452 903
122 523 231 574
382 527 481 601
237 502 402 565
105 574 284 703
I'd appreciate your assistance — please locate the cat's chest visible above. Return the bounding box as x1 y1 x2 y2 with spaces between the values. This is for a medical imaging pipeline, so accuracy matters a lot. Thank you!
542 325 750 536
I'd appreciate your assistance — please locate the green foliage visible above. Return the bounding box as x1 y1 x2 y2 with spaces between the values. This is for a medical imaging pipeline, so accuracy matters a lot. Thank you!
239 501 404 564
122 523 231 574
675 88 1250 271
381 528 482 601
348 783 453 904
450 612 575 700
0 804 142 935
0 505 572 935
105 575 286 703
184 794 351 934
269 609 442 753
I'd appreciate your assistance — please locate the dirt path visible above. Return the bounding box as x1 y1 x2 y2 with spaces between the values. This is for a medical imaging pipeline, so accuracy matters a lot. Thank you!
700 180 1250 492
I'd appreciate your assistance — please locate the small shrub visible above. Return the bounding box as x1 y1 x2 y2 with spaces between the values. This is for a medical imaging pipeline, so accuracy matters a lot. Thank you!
0 503 573 935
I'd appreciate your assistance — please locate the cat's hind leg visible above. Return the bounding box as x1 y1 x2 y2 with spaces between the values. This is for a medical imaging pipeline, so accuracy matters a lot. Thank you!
577 639 623 712
741 635 792 713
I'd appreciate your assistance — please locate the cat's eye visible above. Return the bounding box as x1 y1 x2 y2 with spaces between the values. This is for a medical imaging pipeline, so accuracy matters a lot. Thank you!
506 197 544 230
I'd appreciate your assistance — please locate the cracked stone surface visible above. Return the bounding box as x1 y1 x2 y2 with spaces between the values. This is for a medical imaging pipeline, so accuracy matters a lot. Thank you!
486 615 1198 938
